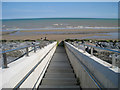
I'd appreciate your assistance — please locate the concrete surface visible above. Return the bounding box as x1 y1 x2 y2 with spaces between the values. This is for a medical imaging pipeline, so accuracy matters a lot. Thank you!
39 42 80 89
0 42 57 89
65 42 120 88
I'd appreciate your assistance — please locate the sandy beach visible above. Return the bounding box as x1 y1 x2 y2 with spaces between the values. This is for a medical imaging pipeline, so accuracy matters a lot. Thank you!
19 29 117 33
2 34 109 40
2 29 119 40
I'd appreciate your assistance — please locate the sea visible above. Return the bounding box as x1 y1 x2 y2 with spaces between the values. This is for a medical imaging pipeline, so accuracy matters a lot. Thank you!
2 18 119 30
2 18 119 39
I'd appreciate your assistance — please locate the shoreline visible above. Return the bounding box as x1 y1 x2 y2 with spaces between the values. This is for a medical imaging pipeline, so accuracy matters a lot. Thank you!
2 34 117 41
2 29 119 40
19 29 118 33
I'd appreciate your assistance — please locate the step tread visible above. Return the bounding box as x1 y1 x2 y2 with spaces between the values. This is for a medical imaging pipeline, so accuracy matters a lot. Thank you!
39 45 80 88
39 85 80 88
45 72 74 75
48 66 72 69
42 78 77 81
45 73 75 78
49 63 71 67
50 61 70 63
41 82 77 85
47 68 73 72
41 78 77 85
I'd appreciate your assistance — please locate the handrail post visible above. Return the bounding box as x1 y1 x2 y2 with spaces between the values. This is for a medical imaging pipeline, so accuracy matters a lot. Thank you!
3 53 8 68
112 54 116 68
34 46 36 53
84 44 86 53
26 47 29 56
39 44 41 48
91 47 93 56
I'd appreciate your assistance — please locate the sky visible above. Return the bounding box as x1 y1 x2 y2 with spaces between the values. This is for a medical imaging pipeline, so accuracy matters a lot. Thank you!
1 0 120 2
2 2 118 19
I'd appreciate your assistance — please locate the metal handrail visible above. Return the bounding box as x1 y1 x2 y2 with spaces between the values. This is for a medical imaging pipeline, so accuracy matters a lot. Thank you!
14 44 56 89
1 43 49 68
65 42 102 88
84 44 120 54
1 44 42 54
70 42 120 68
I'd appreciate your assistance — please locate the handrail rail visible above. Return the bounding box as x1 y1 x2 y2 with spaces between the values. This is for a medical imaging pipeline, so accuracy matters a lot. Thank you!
14 43 56 89
1 43 43 54
83 44 120 54
71 42 120 68
1 42 51 68
65 42 102 88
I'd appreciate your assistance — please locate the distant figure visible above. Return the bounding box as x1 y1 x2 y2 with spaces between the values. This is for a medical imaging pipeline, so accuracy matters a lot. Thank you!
81 40 84 44
44 37 47 40
113 40 116 46
32 41 35 45
89 40 92 43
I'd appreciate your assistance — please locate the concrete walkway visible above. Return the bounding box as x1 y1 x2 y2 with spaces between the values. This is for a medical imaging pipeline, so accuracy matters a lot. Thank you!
39 42 80 89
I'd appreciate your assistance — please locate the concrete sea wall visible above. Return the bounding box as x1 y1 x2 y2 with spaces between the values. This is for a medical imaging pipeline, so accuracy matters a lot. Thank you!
65 42 119 88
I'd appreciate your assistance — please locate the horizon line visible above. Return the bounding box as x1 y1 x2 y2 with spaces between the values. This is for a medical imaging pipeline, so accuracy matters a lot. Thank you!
2 17 118 20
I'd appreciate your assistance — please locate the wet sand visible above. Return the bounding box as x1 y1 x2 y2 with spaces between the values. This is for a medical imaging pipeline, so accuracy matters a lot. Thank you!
20 29 118 33
2 29 119 40
2 34 111 41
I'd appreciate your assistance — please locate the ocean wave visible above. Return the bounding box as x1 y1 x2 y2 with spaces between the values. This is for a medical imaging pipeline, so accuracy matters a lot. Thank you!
2 26 120 31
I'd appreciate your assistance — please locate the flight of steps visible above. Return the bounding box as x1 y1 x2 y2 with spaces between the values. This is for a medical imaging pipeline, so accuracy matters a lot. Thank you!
39 42 80 89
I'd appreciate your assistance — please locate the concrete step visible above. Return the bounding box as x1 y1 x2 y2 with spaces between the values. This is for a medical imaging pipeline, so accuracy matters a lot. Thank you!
52 59 69 62
46 68 73 73
50 61 70 64
49 63 70 67
39 43 80 89
55 50 65 53
52 57 69 61
48 66 72 69
48 66 73 70
41 78 77 85
49 63 71 67
55 48 65 53
39 85 80 88
44 73 75 78
52 53 68 61
51 60 69 63
45 72 74 75
48 66 71 69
